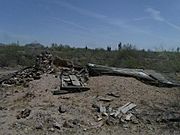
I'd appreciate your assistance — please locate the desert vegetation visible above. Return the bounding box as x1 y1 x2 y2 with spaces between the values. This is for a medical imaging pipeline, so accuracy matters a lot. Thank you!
1 42 180 73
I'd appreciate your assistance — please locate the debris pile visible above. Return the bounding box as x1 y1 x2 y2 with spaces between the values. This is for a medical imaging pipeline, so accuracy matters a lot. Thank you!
1 67 40 87
0 51 89 88
93 102 138 127
0 52 54 87
1 51 180 89
35 51 54 73
53 68 89 94
87 63 180 87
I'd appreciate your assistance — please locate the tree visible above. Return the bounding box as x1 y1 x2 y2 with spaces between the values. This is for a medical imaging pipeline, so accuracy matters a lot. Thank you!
107 46 111 51
177 47 180 52
85 46 88 50
118 42 122 50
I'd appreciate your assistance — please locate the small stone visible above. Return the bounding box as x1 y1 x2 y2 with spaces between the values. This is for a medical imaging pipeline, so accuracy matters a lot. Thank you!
102 112 108 116
125 113 133 121
35 123 43 129
58 105 66 113
72 119 80 125
120 118 126 124
123 124 129 129
83 128 87 131
23 83 29 88
49 127 55 132
33 76 41 80
0 106 7 110
53 122 61 130
131 116 139 124
98 117 103 121
106 116 119 126
17 108 31 119
63 120 73 128
107 92 120 98
92 103 100 112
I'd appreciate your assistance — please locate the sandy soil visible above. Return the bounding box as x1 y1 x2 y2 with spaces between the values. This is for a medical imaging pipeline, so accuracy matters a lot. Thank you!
0 73 180 135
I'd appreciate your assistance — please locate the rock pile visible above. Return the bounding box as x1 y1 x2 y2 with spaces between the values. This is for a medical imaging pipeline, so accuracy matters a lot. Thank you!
1 67 40 87
0 51 54 87
35 51 54 73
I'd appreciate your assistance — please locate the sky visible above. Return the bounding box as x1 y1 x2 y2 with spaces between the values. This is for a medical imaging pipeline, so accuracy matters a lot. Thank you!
0 0 180 49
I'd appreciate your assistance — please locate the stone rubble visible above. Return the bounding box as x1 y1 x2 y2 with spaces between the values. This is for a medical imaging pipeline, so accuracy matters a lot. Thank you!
1 52 55 87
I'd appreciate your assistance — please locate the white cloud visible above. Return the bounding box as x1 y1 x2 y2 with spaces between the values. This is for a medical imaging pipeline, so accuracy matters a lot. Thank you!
52 17 91 32
145 8 180 31
133 17 151 21
43 0 150 35
146 8 164 21
52 0 107 19
166 21 180 31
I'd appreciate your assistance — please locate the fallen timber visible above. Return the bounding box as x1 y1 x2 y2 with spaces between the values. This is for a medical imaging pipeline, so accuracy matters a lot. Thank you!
87 63 180 87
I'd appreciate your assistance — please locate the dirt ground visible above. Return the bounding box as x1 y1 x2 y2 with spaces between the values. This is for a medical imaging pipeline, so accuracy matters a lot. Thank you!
0 71 180 135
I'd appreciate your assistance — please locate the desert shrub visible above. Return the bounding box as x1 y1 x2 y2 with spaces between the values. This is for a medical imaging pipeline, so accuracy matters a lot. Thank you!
0 44 180 73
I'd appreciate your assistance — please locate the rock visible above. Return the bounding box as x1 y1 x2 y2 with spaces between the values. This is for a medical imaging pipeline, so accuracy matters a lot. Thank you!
92 103 100 112
107 92 120 98
158 112 180 123
35 123 43 129
123 124 129 129
17 108 31 119
33 75 41 80
102 112 108 116
99 104 106 114
131 116 139 124
90 121 104 128
58 105 66 113
120 117 127 124
49 127 55 132
0 106 7 110
106 116 119 126
53 122 61 130
98 96 113 102
97 117 103 121
23 82 29 87
63 120 73 128
125 113 133 121
72 119 80 125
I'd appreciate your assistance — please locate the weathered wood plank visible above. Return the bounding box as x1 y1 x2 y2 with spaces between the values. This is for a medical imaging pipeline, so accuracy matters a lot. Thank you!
114 102 131 117
69 75 81 86
121 103 136 114
87 63 180 87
